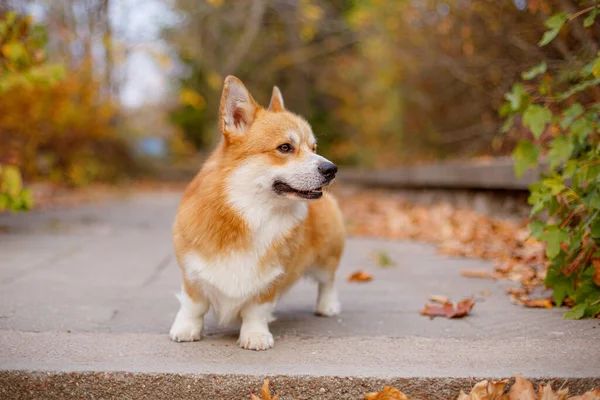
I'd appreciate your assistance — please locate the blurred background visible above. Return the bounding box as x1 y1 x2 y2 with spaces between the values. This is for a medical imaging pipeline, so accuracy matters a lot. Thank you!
0 0 598 187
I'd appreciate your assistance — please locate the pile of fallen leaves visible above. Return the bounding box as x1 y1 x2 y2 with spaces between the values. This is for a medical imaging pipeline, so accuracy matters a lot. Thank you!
251 376 600 400
336 187 552 310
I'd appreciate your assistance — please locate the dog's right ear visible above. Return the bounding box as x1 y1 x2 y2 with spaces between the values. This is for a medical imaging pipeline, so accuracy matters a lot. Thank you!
268 86 285 112
219 76 258 139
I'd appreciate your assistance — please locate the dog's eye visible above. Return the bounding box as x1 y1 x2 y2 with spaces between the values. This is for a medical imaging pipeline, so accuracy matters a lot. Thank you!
277 143 293 153
312 145 317 153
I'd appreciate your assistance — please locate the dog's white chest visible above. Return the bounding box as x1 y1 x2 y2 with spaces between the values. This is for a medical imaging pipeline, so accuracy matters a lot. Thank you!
183 251 282 324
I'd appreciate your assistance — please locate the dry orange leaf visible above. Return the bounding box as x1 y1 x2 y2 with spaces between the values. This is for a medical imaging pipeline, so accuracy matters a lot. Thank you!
250 378 279 400
458 379 509 400
348 270 373 282
568 389 600 400
365 386 410 400
523 298 553 309
461 269 493 279
508 375 572 400
420 297 475 319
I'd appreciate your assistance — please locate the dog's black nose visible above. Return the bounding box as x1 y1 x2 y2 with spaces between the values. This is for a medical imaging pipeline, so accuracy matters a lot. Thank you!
318 162 338 179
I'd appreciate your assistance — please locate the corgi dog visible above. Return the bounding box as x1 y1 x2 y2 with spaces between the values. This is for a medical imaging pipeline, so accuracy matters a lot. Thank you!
169 76 345 351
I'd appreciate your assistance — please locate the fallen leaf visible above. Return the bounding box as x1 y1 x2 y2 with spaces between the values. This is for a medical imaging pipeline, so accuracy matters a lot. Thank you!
569 389 600 400
509 375 537 400
455 297 476 316
458 379 509 400
538 383 568 400
348 270 373 282
461 269 493 279
523 298 553 309
336 187 563 315
420 297 475 319
429 295 450 304
480 289 490 296
251 378 278 400
372 250 396 267
365 386 410 400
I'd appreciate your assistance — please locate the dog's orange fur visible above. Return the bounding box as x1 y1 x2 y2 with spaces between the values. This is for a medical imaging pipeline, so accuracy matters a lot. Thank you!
172 76 345 322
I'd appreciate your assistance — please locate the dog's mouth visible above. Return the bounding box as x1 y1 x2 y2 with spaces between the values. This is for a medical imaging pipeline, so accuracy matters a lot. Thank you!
272 181 324 200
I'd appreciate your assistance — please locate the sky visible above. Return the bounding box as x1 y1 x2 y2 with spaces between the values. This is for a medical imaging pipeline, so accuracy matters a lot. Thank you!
110 0 179 108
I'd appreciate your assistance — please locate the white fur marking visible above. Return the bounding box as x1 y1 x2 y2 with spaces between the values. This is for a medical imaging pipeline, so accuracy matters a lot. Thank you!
239 302 275 350
169 287 209 342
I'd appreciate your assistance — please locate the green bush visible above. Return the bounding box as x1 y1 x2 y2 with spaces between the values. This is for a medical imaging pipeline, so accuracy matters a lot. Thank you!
0 164 33 212
504 4 600 319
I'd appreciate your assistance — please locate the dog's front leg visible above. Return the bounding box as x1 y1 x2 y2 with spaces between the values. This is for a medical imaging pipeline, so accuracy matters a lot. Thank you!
238 301 275 351
169 281 209 342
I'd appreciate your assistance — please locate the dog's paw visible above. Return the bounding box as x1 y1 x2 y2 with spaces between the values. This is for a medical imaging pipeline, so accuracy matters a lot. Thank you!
316 296 341 317
238 331 274 351
169 319 203 343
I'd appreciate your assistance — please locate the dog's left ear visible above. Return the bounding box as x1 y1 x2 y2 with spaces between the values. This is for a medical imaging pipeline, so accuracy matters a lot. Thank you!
268 86 285 112
219 76 258 139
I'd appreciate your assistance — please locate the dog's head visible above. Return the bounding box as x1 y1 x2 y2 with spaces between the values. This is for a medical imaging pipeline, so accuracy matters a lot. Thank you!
219 76 337 203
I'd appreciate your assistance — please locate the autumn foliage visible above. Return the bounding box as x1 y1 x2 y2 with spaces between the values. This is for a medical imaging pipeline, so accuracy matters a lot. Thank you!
0 11 131 190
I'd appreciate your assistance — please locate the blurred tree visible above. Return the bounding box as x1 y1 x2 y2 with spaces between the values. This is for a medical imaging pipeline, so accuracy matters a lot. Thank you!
163 0 357 161
0 9 131 187
164 0 599 167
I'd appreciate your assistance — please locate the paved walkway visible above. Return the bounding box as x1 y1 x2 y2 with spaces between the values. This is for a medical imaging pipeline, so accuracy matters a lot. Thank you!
0 193 599 399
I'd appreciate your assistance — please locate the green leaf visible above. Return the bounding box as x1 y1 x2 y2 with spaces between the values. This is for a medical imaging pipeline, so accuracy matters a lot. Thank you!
522 62 547 80
504 83 527 112
528 220 545 239
542 176 565 196
540 225 569 259
539 13 568 47
560 103 584 129
545 255 574 306
523 104 552 138
563 160 578 178
528 182 551 215
584 7 599 28
571 116 594 143
499 102 513 117
564 303 587 319
500 115 515 133
513 140 540 178
547 136 574 169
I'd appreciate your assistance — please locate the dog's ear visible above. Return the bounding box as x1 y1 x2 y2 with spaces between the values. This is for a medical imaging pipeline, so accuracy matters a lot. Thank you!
268 86 285 112
219 76 258 139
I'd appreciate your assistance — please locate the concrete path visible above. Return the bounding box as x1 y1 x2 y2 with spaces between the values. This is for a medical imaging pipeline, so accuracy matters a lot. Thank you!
0 193 599 399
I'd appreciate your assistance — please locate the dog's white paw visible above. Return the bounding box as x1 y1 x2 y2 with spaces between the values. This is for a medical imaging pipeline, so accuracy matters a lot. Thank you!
316 295 341 317
239 331 274 351
169 318 203 342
